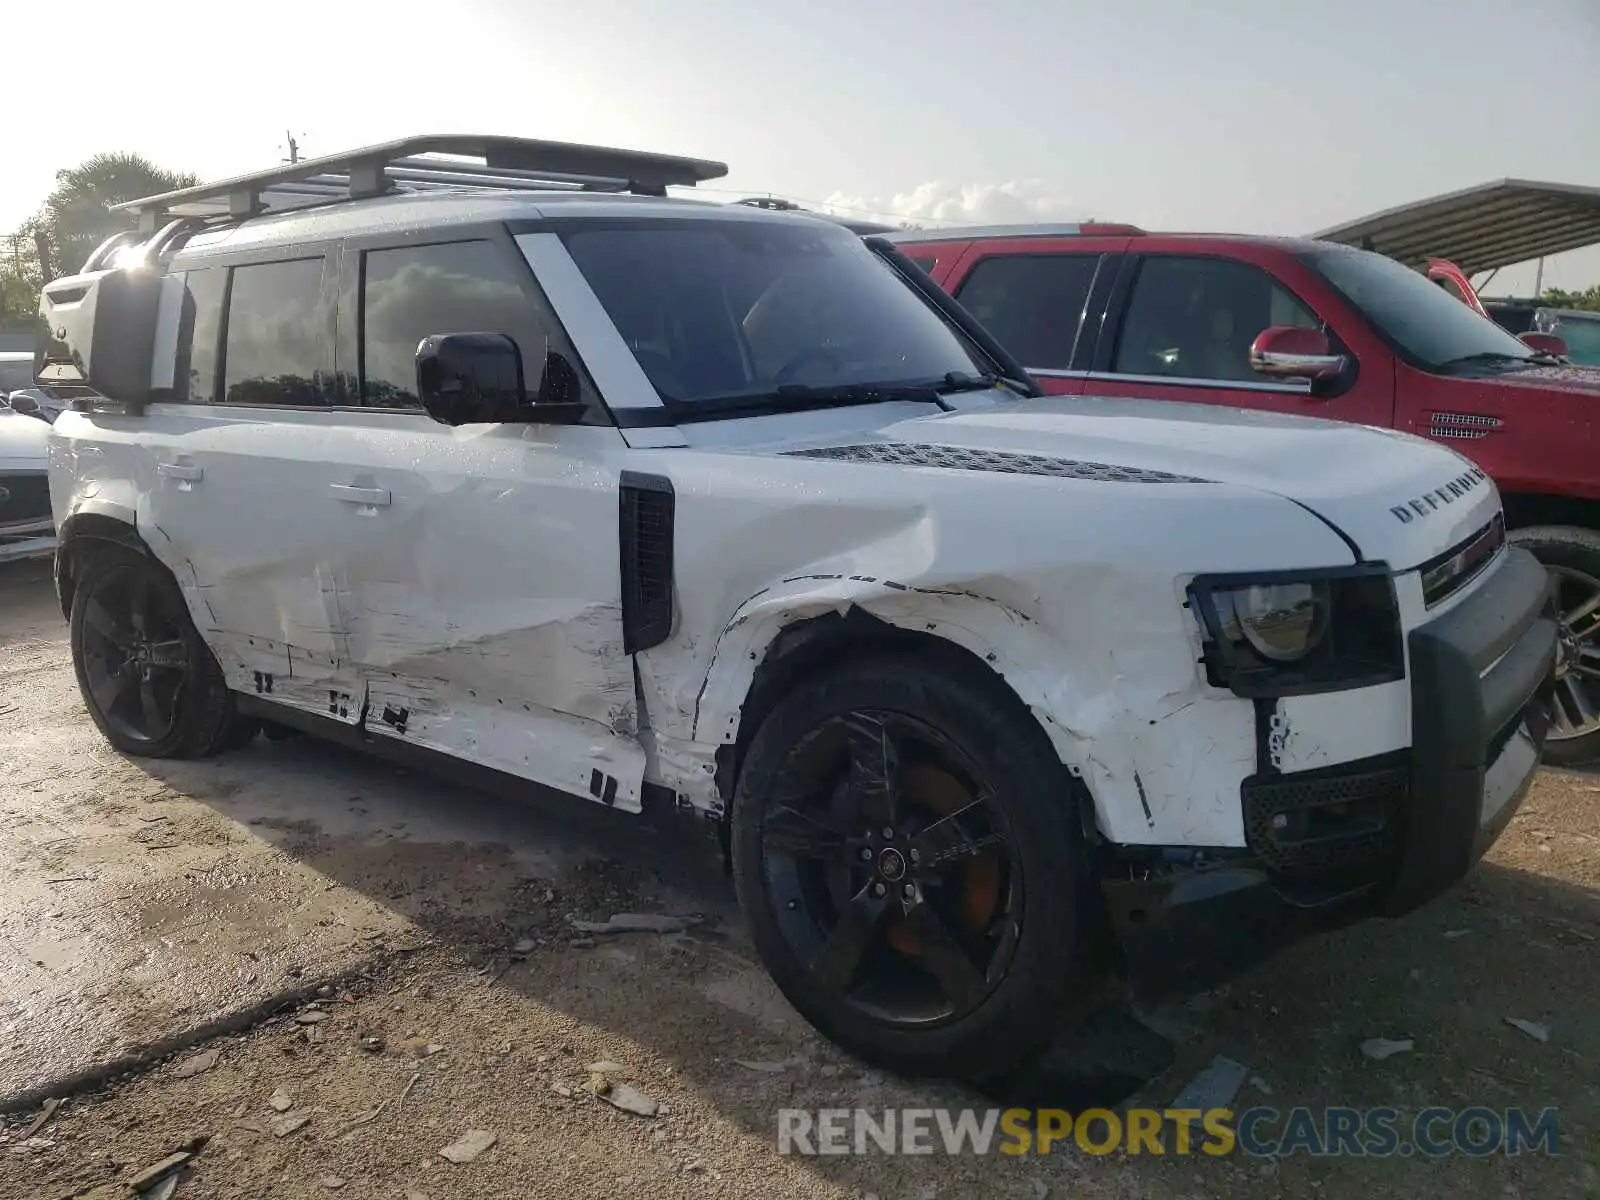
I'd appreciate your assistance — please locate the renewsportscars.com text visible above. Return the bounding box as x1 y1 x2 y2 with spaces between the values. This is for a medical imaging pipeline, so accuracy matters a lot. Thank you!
777 1106 1560 1158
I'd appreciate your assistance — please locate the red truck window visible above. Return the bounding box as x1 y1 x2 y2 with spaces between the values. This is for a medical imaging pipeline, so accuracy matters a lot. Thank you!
1114 256 1320 383
953 254 1102 372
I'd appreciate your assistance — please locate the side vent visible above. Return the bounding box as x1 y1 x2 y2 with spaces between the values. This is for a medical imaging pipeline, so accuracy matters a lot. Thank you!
619 471 675 654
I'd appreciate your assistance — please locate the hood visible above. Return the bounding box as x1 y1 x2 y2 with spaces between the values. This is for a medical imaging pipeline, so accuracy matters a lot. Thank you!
865 394 1496 570
1492 361 1600 396
0 407 49 471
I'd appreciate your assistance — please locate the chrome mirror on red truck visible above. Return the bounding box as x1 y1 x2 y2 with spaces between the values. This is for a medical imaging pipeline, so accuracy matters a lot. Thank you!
1249 326 1347 382
1519 331 1569 359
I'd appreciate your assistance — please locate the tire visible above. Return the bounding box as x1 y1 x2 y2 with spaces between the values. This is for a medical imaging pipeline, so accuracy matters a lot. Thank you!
68 541 246 759
1510 525 1600 768
730 652 1104 1080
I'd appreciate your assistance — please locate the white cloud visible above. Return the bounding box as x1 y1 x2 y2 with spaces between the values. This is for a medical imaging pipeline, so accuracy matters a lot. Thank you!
817 180 1085 228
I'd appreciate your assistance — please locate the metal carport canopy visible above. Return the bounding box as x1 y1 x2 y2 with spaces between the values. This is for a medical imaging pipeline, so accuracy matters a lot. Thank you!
1310 179 1600 276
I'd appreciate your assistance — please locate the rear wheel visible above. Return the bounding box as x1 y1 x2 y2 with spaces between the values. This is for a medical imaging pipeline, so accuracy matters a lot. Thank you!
1510 526 1600 767
730 654 1103 1079
68 542 246 759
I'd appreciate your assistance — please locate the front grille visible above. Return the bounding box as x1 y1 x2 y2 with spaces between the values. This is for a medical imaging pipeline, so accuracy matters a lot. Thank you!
1242 760 1408 878
0 472 51 527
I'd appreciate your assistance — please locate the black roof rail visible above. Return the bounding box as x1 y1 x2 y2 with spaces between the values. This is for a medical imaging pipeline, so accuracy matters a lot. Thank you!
112 134 730 231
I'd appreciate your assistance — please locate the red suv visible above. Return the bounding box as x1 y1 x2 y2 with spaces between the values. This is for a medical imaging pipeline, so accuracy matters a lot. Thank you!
892 224 1600 763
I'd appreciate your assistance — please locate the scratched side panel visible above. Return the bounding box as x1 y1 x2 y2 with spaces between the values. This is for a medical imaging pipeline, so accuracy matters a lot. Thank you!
127 405 367 724
633 441 1359 847
318 416 647 809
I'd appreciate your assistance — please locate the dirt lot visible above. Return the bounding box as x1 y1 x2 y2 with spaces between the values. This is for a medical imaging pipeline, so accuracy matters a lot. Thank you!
0 557 1596 1200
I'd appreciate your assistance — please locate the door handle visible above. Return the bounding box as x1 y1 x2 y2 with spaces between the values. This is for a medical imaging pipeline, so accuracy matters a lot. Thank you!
329 483 391 507
156 462 203 482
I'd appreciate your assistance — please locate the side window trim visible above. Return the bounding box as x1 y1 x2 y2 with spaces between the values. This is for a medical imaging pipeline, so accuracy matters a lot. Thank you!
1071 252 1125 373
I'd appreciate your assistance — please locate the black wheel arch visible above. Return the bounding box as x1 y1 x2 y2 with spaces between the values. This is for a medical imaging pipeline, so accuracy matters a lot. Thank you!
54 514 157 622
715 607 1088 858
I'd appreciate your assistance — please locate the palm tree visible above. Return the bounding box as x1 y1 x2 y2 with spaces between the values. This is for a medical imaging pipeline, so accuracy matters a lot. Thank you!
39 152 198 275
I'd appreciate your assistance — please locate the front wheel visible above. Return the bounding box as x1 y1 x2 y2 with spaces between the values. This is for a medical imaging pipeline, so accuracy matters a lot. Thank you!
68 542 246 758
730 654 1104 1079
1510 526 1600 767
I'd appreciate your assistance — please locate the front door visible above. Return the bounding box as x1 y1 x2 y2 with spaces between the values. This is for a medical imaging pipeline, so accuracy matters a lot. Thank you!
324 234 647 810
1087 253 1396 428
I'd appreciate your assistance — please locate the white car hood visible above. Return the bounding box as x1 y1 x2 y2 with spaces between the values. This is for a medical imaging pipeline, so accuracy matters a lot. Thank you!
867 394 1495 571
0 406 49 472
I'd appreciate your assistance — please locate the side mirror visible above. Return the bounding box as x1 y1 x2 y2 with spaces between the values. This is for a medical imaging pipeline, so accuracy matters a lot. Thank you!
1519 331 1568 358
1249 326 1347 383
7 393 40 417
416 333 588 427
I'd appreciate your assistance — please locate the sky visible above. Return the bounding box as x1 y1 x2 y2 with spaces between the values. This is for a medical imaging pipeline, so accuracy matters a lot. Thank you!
7 0 1599 294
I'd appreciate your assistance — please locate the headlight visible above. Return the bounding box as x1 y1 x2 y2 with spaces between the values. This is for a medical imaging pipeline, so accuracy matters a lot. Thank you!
1189 567 1403 698
1215 581 1332 662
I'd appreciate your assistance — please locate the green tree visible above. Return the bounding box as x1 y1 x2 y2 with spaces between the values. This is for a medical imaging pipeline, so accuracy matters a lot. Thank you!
1 224 45 329
35 152 197 276
1540 283 1600 313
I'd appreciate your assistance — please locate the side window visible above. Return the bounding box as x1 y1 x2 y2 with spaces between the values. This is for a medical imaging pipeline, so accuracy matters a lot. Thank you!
361 240 574 409
172 266 226 403
223 258 325 406
954 254 1101 371
1114 256 1320 383
905 253 939 276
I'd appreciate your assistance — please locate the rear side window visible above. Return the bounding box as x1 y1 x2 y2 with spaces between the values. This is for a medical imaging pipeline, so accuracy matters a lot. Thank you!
954 254 1101 371
361 240 579 409
172 267 226 403
1114 256 1319 383
905 253 939 276
223 258 325 406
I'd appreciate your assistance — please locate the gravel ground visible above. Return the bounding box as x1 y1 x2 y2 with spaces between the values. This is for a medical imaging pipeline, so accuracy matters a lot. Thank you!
1 557 1596 1200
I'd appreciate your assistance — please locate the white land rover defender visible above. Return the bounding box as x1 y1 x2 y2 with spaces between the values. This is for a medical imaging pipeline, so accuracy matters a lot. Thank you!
39 136 1559 1079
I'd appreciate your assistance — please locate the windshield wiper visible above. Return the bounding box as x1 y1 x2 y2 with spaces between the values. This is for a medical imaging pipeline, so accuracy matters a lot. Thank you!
940 369 1034 398
671 382 953 419
1438 351 1545 370
775 382 952 411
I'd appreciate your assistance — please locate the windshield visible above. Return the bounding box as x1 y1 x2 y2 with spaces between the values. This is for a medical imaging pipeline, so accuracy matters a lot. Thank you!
1303 246 1538 371
561 220 985 408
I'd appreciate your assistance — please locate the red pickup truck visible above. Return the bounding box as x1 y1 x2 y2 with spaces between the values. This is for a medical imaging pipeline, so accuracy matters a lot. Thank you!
892 225 1600 763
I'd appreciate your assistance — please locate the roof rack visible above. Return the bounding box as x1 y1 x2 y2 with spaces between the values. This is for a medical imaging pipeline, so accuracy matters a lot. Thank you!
112 134 729 232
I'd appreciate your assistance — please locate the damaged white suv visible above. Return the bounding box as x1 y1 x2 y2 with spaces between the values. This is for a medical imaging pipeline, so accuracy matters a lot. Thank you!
41 136 1559 1079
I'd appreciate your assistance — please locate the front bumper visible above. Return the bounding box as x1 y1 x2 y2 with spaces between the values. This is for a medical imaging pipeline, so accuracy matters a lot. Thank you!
1101 547 1557 998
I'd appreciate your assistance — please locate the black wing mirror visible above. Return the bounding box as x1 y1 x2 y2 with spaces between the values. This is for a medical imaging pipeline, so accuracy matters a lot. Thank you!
415 333 588 426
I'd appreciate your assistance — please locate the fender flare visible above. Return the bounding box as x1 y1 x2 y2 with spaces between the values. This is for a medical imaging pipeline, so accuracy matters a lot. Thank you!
692 574 1098 776
53 502 151 618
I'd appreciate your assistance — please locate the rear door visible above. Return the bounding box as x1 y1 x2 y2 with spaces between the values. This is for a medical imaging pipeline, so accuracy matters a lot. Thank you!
1086 251 1396 428
140 251 368 724
940 239 1128 395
